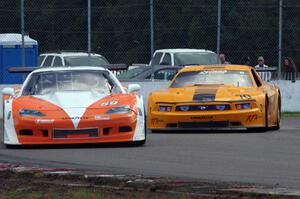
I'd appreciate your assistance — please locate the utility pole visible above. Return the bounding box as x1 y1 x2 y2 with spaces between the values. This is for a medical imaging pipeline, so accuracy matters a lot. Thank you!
88 0 91 54
216 0 221 54
150 0 154 56
278 0 283 79
21 0 25 66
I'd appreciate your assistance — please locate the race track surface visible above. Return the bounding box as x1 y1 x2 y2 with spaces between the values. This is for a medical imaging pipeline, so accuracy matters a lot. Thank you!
0 117 300 189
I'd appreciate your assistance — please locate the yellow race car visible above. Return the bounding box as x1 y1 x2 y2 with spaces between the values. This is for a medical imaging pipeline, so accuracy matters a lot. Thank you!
147 65 281 131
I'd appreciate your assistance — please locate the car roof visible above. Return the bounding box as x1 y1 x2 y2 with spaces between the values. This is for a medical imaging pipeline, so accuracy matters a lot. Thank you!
40 52 103 57
31 66 107 73
179 64 251 72
154 48 216 54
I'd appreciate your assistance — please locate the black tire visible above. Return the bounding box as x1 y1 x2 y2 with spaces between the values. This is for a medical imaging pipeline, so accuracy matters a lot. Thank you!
272 96 281 130
264 97 269 130
5 144 20 149
133 139 146 146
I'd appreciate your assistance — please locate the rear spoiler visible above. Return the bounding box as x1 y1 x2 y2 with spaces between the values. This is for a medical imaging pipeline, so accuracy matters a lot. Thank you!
254 67 278 72
8 64 128 73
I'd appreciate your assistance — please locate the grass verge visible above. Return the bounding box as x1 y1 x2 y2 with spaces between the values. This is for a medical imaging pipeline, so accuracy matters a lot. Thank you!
282 112 300 117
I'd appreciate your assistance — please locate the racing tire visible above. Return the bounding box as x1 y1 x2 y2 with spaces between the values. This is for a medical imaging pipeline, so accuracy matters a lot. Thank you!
264 97 269 131
133 139 146 146
5 144 20 149
271 96 281 130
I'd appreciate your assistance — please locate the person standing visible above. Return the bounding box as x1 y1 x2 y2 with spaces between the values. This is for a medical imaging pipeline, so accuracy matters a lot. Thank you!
219 53 230 64
254 56 271 82
282 57 297 82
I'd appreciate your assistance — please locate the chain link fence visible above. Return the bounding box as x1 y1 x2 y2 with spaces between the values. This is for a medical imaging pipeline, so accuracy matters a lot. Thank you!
0 0 299 79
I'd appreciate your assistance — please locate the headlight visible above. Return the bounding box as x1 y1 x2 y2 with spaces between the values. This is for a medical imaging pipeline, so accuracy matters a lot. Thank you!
236 103 251 110
19 109 45 117
158 106 172 112
216 105 226 110
105 105 131 114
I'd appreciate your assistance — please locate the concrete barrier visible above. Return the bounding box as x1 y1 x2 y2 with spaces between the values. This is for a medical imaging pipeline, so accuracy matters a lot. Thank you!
0 80 299 118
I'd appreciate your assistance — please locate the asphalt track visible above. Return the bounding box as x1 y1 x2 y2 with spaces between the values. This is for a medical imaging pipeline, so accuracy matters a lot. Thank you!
0 118 300 189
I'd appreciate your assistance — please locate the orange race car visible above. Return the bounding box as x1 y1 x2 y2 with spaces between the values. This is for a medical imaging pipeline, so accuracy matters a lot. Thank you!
147 65 281 131
3 67 146 146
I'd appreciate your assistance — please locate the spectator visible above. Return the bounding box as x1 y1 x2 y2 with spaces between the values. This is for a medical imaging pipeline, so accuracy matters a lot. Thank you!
254 56 271 82
219 53 230 64
282 57 297 82
239 56 251 66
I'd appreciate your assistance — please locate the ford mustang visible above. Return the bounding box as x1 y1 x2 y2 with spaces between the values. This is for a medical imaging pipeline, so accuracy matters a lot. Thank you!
147 65 281 131
3 66 146 146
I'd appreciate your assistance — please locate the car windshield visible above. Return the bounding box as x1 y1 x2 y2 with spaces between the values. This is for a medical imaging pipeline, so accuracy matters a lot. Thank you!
64 56 109 66
174 52 219 66
171 70 253 88
117 67 149 79
22 70 122 95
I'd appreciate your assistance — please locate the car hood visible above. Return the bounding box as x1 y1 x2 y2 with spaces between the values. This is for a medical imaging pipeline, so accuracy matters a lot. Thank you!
151 85 261 103
12 91 136 128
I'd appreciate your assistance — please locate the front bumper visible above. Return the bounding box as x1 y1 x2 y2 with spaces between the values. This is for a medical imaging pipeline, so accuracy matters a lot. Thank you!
148 108 265 130
9 114 138 145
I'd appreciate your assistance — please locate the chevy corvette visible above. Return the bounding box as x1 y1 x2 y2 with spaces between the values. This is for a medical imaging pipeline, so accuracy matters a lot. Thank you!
3 67 146 146
147 65 281 131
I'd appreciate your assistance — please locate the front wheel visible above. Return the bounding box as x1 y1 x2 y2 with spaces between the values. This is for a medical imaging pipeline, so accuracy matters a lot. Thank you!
133 139 146 146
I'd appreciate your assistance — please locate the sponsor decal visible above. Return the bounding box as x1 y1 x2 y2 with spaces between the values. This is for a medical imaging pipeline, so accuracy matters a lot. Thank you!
246 114 258 122
94 115 110 120
191 116 213 120
151 118 164 125
61 116 89 120
36 119 55 124
200 70 227 74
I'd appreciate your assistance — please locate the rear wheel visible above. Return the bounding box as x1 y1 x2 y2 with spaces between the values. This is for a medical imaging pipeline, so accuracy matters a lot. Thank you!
264 97 269 130
272 97 281 130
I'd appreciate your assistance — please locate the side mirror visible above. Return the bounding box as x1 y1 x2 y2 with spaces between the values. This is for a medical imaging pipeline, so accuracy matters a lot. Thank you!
127 84 141 93
2 88 15 96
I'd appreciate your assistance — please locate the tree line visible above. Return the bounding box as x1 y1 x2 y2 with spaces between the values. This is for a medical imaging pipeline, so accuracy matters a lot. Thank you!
0 0 299 69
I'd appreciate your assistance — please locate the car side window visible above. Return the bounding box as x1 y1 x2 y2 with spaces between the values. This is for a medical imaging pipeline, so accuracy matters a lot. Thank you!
53 57 63 66
151 52 163 65
43 56 54 66
154 69 178 80
160 53 172 65
38 55 45 66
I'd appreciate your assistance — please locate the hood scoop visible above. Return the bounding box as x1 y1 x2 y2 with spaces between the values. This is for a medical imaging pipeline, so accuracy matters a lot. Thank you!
193 88 218 102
